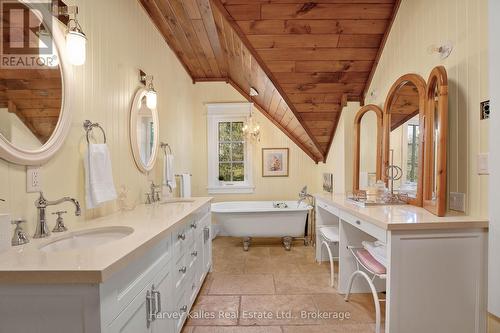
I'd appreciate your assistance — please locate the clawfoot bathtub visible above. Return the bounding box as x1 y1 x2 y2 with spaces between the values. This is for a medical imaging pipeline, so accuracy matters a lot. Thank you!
211 201 311 250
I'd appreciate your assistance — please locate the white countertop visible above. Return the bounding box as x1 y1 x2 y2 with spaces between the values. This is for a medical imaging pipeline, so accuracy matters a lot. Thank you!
315 193 488 231
0 197 212 284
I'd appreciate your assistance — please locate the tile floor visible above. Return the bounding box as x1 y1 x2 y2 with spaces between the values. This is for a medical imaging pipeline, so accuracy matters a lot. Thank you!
183 237 384 333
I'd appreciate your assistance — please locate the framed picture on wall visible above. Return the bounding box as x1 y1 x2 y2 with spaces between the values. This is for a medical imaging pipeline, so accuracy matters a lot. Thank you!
262 148 289 177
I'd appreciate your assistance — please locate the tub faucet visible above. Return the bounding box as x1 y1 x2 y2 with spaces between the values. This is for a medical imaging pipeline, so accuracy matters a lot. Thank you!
298 186 313 207
33 192 81 238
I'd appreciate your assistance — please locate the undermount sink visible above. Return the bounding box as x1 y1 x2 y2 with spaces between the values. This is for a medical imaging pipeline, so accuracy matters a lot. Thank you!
39 226 134 252
161 199 195 204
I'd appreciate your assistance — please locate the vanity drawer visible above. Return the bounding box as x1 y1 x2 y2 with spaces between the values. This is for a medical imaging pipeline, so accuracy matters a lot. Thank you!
174 254 189 291
317 200 339 216
341 211 387 243
173 222 191 263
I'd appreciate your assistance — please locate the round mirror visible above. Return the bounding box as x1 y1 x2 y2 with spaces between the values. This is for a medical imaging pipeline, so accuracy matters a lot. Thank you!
0 2 73 165
383 74 426 206
130 87 159 173
353 105 383 192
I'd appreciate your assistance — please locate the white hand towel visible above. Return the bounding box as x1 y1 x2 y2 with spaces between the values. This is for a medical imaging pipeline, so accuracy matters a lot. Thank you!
84 144 117 209
163 154 176 189
180 173 191 198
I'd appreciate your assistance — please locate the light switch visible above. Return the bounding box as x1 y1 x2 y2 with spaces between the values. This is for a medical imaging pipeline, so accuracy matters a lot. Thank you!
477 153 489 175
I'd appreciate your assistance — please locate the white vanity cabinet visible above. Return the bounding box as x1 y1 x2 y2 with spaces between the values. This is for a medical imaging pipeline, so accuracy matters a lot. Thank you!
314 194 489 333
0 201 212 333
105 204 211 333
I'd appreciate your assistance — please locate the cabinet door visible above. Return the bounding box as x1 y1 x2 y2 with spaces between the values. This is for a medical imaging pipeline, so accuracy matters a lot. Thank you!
107 283 152 333
151 263 174 333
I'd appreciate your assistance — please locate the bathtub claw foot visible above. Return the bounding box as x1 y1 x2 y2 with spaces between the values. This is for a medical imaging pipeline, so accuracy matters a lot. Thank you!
243 237 252 251
282 236 293 251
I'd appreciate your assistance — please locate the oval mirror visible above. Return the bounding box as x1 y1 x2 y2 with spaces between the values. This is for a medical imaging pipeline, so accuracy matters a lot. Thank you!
0 2 73 165
383 74 426 206
353 105 383 192
130 87 159 173
424 66 448 216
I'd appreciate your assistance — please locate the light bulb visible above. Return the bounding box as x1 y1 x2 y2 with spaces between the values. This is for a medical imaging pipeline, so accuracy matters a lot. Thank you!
66 30 86 66
146 90 157 109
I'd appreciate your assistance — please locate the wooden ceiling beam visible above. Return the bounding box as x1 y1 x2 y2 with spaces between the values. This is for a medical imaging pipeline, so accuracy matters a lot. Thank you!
211 0 326 159
237 19 390 35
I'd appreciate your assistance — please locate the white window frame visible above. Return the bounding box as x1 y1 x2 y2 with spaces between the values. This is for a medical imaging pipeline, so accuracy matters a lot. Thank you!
206 103 254 194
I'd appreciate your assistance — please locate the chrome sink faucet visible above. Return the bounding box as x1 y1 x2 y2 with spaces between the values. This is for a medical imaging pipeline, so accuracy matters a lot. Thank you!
33 192 81 238
146 182 161 204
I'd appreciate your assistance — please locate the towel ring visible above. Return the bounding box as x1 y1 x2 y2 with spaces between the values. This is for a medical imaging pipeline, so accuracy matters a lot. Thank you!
83 120 107 144
160 142 172 155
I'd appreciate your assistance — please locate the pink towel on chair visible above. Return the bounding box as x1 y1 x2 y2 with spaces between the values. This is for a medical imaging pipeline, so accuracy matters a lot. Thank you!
356 249 387 275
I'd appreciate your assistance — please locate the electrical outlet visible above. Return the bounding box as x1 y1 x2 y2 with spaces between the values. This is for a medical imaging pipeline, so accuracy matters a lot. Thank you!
26 166 41 193
480 100 490 120
449 192 466 212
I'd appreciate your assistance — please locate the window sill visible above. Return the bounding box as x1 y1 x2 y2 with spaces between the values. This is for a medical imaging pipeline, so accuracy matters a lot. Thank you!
207 184 255 194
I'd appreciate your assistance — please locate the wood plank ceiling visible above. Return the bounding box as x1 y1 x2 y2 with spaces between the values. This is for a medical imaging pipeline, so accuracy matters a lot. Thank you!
0 68 62 144
138 0 400 162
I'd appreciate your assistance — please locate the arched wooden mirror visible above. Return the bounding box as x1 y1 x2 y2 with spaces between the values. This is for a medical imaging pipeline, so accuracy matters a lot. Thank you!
383 74 427 206
424 66 448 216
353 105 383 191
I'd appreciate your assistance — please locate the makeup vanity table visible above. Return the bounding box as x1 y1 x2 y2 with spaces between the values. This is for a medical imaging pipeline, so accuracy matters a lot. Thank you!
315 193 489 333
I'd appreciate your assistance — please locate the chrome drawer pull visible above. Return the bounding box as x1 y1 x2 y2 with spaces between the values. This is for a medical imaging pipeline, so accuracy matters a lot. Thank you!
152 285 161 315
179 266 187 273
146 290 154 327
191 222 197 229
178 233 186 240
180 305 188 313
203 227 210 243
191 251 198 257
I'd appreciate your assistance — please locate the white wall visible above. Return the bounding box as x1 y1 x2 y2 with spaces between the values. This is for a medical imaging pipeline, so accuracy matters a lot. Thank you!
488 0 500 320
365 0 489 217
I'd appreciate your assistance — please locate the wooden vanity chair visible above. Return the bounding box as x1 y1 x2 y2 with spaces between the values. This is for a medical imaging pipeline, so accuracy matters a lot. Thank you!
318 226 340 288
345 246 387 333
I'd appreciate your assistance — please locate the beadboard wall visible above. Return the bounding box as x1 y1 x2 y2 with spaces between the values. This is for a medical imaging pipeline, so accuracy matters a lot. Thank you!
365 0 489 217
0 0 198 234
191 82 320 202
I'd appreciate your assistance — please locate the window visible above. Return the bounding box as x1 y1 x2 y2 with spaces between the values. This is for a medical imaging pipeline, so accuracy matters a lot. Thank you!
218 121 245 182
207 103 254 194
406 123 419 183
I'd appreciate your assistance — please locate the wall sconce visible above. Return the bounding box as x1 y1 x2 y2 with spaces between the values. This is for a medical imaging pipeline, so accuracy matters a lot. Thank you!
428 41 453 60
140 70 158 109
58 5 87 66
249 87 259 97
